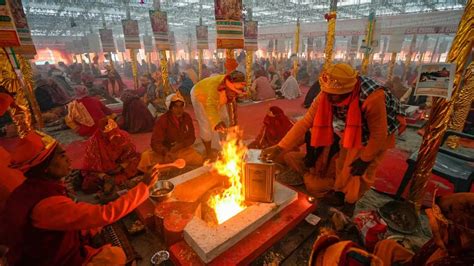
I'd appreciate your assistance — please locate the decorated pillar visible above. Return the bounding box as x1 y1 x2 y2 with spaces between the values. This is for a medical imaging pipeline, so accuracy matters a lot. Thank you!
323 0 337 70
292 18 300 77
150 0 172 95
408 1 473 208
122 7 140 90
100 16 115 70
196 16 209 81
18 55 43 128
215 0 243 74
159 50 171 95
445 62 474 149
360 11 376 75
130 49 139 89
214 0 243 127
0 49 33 137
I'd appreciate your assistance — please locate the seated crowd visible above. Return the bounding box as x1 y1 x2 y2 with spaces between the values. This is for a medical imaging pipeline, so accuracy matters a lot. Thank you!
0 54 472 265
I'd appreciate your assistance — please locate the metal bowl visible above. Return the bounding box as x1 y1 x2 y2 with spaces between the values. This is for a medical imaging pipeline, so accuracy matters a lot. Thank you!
150 180 174 201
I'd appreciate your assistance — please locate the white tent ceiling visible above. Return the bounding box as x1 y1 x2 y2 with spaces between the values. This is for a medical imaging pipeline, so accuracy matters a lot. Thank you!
24 0 466 39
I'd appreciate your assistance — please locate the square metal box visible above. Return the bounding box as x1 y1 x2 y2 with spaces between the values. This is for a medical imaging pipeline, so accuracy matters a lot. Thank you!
243 149 275 203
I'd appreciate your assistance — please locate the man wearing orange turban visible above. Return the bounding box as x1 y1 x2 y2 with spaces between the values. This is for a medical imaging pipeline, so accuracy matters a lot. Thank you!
262 63 406 206
0 131 157 265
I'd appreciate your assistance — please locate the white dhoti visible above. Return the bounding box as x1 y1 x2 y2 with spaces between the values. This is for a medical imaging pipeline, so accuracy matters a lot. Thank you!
190 86 229 149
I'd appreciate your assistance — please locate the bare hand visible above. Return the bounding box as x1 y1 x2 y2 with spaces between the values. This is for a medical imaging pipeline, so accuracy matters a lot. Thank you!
259 145 283 162
141 167 159 188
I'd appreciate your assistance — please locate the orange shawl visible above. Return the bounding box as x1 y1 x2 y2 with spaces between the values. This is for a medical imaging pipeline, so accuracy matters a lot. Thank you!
311 82 363 149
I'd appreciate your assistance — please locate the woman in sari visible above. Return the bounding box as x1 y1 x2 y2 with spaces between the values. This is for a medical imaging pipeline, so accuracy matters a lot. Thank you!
249 106 294 149
119 90 154 133
81 119 140 194
65 86 113 136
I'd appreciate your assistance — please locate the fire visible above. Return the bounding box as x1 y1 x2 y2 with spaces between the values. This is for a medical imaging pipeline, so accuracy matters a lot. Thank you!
208 127 247 224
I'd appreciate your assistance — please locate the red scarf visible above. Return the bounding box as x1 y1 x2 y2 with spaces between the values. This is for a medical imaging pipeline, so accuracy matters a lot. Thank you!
311 83 363 149
263 106 294 146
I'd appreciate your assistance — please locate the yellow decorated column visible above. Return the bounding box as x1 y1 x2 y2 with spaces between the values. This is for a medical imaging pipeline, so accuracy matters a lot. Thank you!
361 11 376 75
18 55 44 128
225 49 236 74
0 49 33 137
159 50 171 95
408 0 473 208
292 19 300 77
130 49 139 90
445 62 474 149
323 0 337 70
246 51 253 92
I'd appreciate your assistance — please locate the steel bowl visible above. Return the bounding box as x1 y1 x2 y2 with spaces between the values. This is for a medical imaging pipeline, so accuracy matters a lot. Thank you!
150 180 174 201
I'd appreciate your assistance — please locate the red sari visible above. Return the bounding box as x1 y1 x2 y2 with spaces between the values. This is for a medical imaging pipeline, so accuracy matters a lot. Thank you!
249 106 294 149
81 127 140 193
74 96 112 136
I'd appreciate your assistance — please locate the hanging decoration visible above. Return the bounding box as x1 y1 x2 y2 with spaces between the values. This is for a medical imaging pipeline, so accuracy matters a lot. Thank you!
99 29 116 53
196 25 209 50
122 19 141 50
0 49 32 137
0 1 20 47
122 15 140 89
150 10 170 50
149 5 171 94
18 54 43 128
244 20 258 51
214 0 244 49
8 0 36 58
407 1 473 209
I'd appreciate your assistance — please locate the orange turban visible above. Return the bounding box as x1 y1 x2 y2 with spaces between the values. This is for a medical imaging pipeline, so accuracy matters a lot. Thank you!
319 63 358 95
10 131 58 172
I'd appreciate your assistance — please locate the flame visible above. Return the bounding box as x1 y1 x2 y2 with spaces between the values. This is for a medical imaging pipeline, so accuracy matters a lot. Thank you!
208 127 247 224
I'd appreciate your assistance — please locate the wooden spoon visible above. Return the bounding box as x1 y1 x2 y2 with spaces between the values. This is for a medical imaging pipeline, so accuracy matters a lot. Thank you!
151 159 186 177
